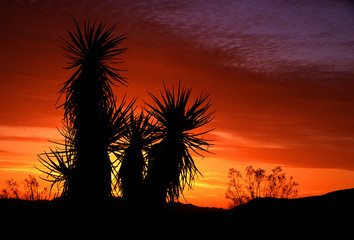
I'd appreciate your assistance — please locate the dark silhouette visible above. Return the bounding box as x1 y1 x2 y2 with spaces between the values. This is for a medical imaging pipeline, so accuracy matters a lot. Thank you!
37 19 214 209
226 165 298 208
115 111 159 205
0 176 48 200
1 189 353 237
144 83 214 205
38 19 130 201
0 179 19 199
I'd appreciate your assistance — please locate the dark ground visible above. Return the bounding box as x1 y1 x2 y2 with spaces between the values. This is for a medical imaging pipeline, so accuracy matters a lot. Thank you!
0 189 353 238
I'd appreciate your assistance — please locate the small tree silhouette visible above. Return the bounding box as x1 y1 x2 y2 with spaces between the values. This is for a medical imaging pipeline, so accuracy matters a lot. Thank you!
0 176 48 200
23 175 48 201
38 19 130 200
226 166 299 208
0 179 19 199
144 83 214 205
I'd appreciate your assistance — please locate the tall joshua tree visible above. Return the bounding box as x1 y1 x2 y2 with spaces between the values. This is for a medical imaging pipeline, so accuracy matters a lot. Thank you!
59 19 128 200
51 19 127 200
145 83 214 205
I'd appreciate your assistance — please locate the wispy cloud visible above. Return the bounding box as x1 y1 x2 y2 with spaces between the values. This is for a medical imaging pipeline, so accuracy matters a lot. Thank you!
0 126 62 172
0 126 61 143
195 182 225 190
211 130 288 150
0 136 50 143
137 0 354 77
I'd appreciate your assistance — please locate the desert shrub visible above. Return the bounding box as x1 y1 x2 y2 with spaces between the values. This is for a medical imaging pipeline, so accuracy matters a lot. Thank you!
0 179 19 199
226 166 298 208
0 175 48 200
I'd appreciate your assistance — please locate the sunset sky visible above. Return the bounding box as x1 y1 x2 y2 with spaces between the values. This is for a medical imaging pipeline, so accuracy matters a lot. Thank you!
1 0 354 208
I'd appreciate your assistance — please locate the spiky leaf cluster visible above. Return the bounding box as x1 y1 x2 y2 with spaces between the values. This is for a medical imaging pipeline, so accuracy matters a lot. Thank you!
145 83 214 202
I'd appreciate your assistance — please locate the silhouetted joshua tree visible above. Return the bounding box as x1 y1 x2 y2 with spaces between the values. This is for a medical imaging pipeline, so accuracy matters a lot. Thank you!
114 111 159 204
144 83 214 205
38 19 130 201
38 19 215 207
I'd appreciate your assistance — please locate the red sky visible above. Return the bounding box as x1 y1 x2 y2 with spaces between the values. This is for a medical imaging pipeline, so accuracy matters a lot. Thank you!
1 0 354 208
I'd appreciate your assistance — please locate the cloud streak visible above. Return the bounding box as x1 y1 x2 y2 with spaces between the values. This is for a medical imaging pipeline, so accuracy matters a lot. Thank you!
135 0 354 77
0 126 61 142
211 130 288 150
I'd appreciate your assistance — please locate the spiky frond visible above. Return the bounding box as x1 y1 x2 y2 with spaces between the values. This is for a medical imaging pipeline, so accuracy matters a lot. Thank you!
145 82 214 203
105 96 136 150
36 119 76 197
61 18 126 78
146 82 214 154
58 18 127 123
36 145 74 198
113 111 160 198
119 111 160 152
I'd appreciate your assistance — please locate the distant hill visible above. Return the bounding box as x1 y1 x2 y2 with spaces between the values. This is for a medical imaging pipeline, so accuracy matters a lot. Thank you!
165 188 354 236
0 188 353 238
226 188 354 234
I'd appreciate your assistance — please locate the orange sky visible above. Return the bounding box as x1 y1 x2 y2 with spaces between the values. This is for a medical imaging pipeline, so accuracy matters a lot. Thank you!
1 1 354 208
